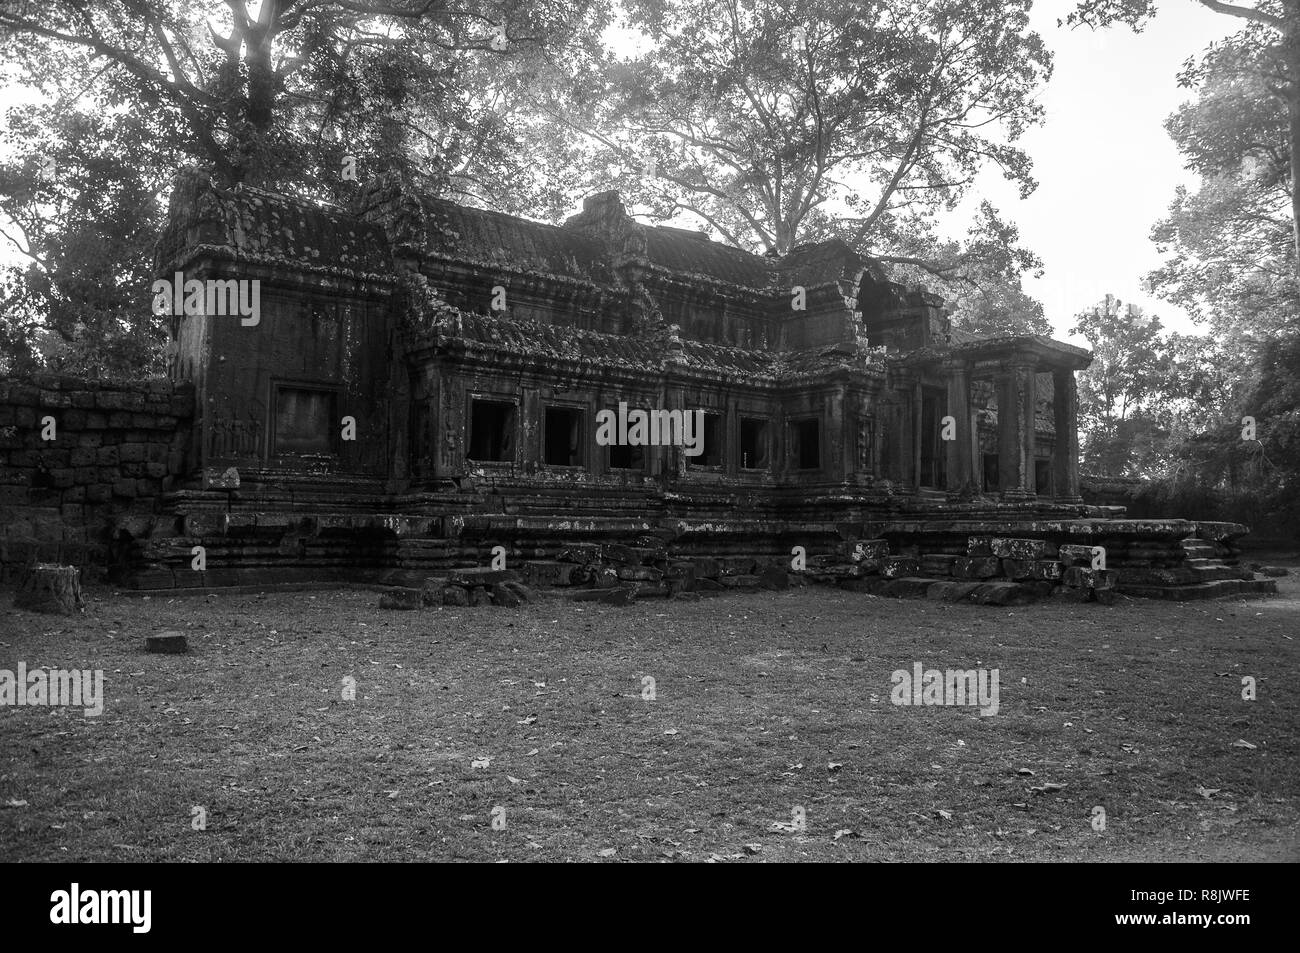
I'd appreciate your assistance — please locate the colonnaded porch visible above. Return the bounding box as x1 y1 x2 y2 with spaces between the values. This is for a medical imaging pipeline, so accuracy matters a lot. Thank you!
893 336 1091 504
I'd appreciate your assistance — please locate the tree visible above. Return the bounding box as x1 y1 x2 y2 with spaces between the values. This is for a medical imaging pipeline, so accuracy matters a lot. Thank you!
546 0 1051 293
0 0 611 374
1071 294 1171 476
1067 0 1300 274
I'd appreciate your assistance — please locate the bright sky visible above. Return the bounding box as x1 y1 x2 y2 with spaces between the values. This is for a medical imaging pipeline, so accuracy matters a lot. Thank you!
966 0 1241 339
0 0 1241 343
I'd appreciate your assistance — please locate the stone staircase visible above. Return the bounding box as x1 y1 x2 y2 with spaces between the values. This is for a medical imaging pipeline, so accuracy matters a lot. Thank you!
1114 536 1278 600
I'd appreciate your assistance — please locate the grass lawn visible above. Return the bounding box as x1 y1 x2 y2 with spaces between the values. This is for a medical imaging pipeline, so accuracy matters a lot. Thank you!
2 569 1298 862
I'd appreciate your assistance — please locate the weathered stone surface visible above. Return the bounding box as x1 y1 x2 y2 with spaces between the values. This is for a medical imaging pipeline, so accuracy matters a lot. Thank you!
758 565 790 590
146 631 188 653
441 586 469 606
492 584 524 607
970 582 1037 606
1258 566 1290 577
920 554 959 575
1094 588 1117 605
523 561 584 587
1058 544 1096 566
469 586 494 606
990 537 1046 560
925 581 982 602
838 576 891 594
1001 559 1062 581
852 539 889 560
616 566 663 582
720 574 761 589
448 567 521 587
952 556 1001 579
881 556 920 579
1062 567 1117 590
966 536 995 556
882 577 936 599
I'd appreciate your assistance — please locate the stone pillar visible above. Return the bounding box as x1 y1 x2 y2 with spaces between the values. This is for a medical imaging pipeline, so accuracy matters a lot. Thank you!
944 358 974 496
911 377 923 491
997 360 1036 501
1053 367 1083 502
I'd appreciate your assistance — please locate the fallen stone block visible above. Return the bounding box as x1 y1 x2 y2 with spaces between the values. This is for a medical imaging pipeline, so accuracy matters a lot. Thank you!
617 566 663 582
146 631 188 653
758 566 790 590
1094 588 1117 606
952 556 1001 579
469 587 494 607
558 545 601 565
966 536 995 556
1259 566 1290 577
1058 544 1096 567
441 586 469 607
1063 567 1117 590
491 584 524 607
969 582 1037 606
925 581 982 602
449 567 522 587
601 543 639 565
720 574 761 589
882 577 936 599
881 556 920 579
990 538 1047 560
852 539 890 560
1001 559 1062 582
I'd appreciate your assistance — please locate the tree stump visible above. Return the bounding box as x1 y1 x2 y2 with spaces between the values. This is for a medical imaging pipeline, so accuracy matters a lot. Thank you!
13 563 85 615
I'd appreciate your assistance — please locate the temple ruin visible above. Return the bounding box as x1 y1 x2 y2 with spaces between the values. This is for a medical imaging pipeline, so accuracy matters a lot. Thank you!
60 170 1276 602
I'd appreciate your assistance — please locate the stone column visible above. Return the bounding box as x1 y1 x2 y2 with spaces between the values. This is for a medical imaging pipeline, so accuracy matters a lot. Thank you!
997 360 1036 501
943 358 974 496
911 377 923 491
1053 367 1083 502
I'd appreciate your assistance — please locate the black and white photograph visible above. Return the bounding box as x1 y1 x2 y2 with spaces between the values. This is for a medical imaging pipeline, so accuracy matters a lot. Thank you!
0 0 1295 897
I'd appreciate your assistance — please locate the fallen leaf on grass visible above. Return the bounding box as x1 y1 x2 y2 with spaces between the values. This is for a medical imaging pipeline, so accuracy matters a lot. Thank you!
937 809 953 820
833 829 860 840
1231 739 1257 749
598 847 617 857
663 728 679 736
517 715 538 726
1028 783 1066 794
507 776 524 785
2 799 28 809
1016 768 1035 776
743 843 762 855
827 762 842 772
471 758 491 769
1195 786 1222 799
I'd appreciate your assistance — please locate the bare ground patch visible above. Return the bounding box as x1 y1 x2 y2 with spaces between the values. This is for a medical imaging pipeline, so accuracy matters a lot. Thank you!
1 574 1297 862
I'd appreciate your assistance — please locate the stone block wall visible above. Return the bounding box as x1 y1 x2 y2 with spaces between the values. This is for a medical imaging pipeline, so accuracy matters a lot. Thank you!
0 374 194 582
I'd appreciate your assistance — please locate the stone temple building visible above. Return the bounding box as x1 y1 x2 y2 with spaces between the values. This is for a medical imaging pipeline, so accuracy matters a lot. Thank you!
122 169 1264 600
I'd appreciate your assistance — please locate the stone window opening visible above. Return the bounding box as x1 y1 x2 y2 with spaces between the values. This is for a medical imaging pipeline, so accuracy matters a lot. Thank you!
790 417 821 471
739 417 771 470
467 398 516 463
689 412 724 467
543 406 584 467
609 442 645 470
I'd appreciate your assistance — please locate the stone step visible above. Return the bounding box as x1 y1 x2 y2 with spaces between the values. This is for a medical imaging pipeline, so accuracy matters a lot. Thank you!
1116 578 1278 601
